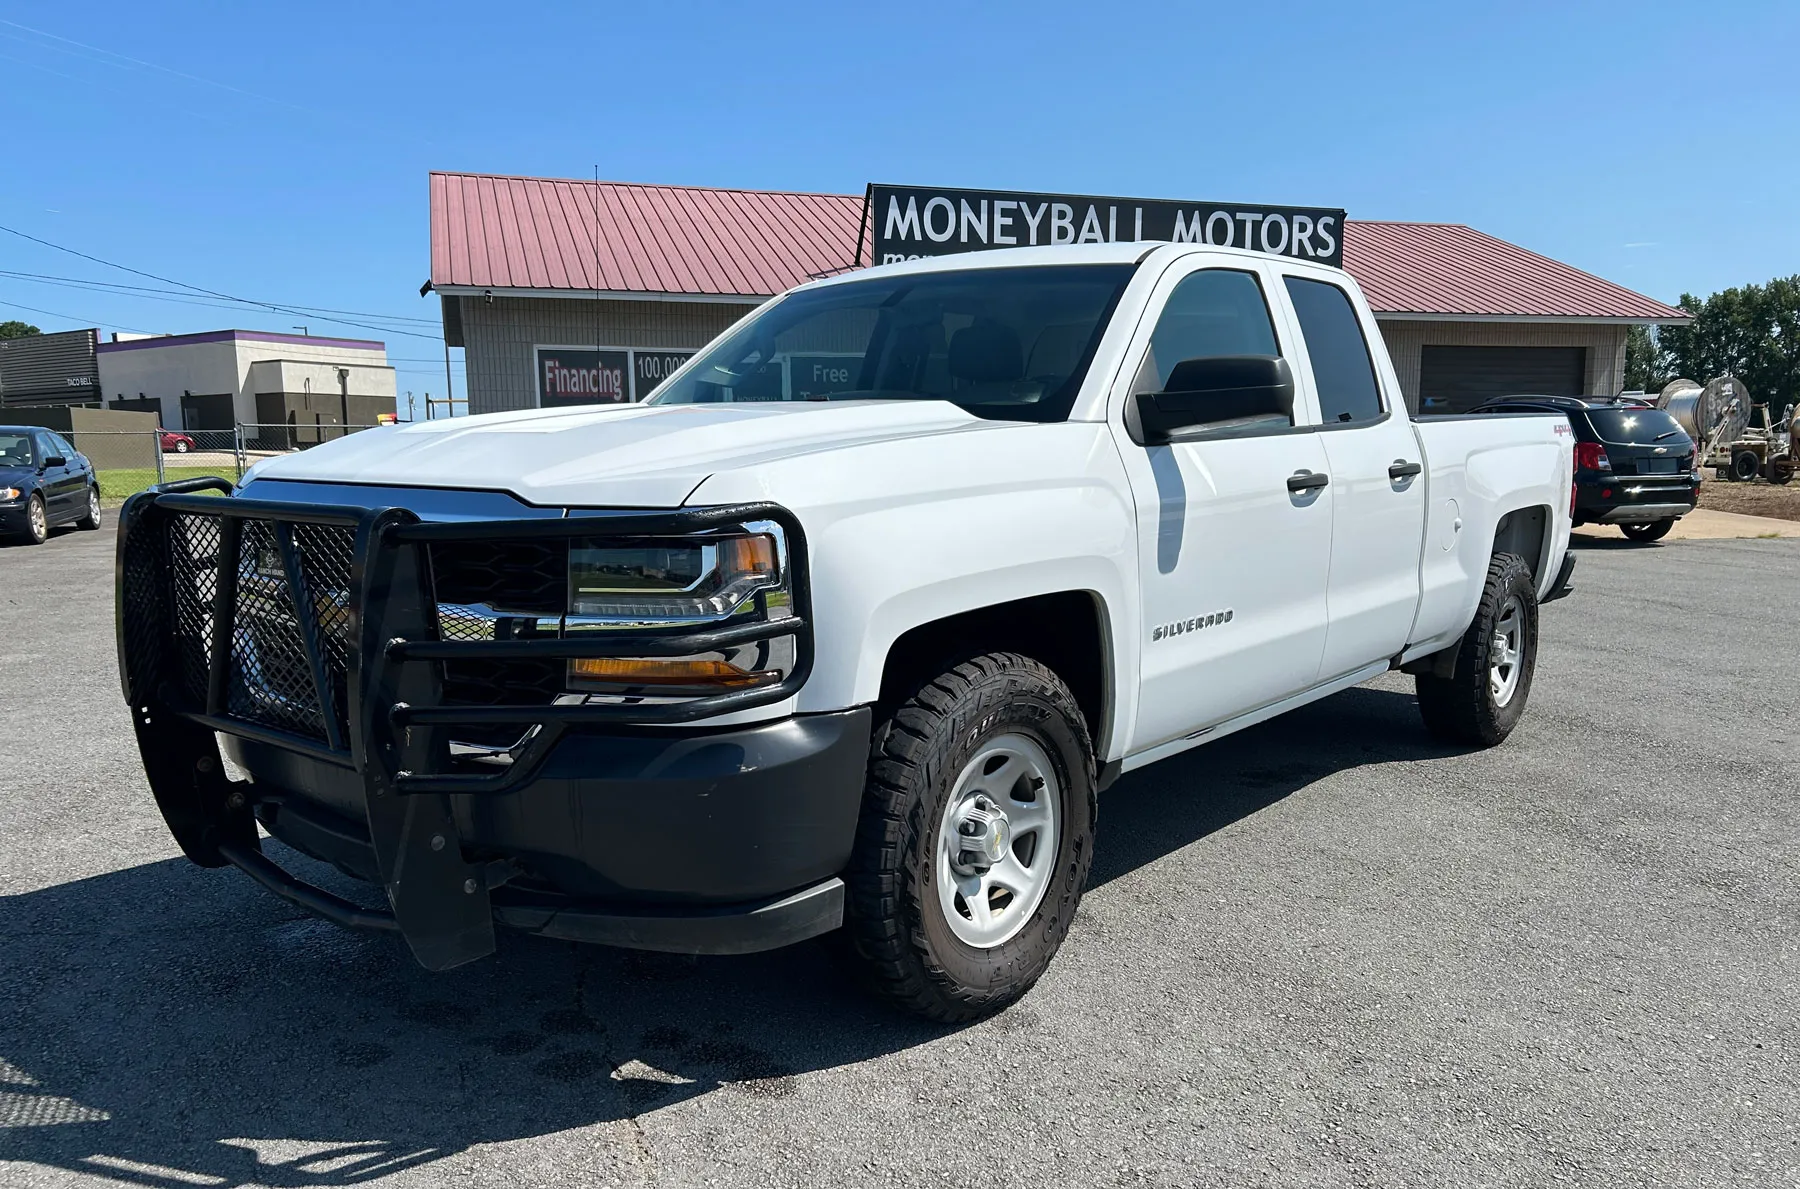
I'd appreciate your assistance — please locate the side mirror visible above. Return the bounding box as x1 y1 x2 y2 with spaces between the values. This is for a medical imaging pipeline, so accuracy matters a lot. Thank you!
42 455 67 469
1133 355 1294 445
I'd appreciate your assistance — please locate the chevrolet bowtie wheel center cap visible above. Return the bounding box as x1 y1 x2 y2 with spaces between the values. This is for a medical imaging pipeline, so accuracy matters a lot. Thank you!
953 796 1009 873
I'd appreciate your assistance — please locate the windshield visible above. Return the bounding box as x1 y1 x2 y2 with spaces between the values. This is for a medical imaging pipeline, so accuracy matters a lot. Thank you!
0 432 34 467
647 263 1136 422
1587 408 1688 446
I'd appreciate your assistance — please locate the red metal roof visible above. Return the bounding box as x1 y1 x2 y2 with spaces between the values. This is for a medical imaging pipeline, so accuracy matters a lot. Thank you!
429 173 1686 322
429 172 864 299
1340 221 1685 321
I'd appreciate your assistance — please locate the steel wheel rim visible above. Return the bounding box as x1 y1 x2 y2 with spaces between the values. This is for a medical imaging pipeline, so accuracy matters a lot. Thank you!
28 498 45 539
1489 595 1524 707
934 733 1061 949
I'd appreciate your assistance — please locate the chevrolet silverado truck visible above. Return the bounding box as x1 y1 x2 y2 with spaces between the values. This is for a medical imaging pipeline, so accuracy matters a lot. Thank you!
116 243 1576 1021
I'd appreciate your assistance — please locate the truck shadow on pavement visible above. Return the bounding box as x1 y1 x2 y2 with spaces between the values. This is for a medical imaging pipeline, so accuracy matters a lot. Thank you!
0 685 1457 1186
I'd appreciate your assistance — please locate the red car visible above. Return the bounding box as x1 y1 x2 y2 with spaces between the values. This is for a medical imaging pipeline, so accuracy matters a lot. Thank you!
160 431 195 454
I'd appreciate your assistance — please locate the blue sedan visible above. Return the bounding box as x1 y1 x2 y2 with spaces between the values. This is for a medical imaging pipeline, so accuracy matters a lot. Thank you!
0 426 103 545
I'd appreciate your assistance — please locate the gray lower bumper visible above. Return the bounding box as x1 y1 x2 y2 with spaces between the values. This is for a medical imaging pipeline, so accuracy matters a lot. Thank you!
1595 504 1689 523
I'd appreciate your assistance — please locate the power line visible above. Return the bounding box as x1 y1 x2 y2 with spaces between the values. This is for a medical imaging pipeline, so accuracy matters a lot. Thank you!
0 18 320 117
0 272 441 333
0 297 156 334
0 222 443 341
0 270 442 326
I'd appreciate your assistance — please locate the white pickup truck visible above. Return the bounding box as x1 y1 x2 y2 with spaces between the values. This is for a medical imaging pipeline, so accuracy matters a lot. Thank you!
116 242 1575 1021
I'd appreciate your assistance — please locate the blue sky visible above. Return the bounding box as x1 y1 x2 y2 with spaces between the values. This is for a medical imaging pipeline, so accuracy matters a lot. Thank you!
1 0 1794 403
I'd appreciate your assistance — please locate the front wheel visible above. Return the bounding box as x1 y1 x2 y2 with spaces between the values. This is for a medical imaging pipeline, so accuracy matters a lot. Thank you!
1620 520 1672 542
18 492 49 545
844 652 1095 1022
174 440 191 453
1415 552 1539 747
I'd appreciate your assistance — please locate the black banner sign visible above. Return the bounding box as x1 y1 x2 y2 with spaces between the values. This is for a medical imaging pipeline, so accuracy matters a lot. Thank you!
537 348 629 407
788 355 860 400
536 347 699 405
867 184 1345 268
633 350 694 398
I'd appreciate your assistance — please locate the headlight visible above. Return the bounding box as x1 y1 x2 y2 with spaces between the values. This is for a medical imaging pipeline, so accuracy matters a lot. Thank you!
563 523 795 695
567 532 781 623
0 487 20 501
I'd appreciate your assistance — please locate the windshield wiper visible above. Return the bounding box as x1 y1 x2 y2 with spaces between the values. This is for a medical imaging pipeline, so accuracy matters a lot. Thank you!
1652 430 1683 440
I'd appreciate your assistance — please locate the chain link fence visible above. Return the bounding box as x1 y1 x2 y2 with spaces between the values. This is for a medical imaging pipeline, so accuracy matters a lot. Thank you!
69 423 386 503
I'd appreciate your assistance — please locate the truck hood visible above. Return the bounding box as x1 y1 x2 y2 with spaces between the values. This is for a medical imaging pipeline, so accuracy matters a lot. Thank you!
247 400 1006 507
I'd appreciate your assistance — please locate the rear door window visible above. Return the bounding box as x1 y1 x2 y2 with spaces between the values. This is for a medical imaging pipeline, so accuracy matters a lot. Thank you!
1586 408 1687 445
1283 276 1383 424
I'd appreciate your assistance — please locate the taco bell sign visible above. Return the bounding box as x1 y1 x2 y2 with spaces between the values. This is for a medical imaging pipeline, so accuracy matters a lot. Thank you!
867 183 1345 268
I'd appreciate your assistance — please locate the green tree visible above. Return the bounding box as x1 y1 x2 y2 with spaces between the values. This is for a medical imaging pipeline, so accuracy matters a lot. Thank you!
1623 324 1664 392
0 320 41 339
1658 277 1800 421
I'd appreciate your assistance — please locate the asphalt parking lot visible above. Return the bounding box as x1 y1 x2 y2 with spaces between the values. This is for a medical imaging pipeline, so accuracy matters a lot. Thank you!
3 524 1796 1189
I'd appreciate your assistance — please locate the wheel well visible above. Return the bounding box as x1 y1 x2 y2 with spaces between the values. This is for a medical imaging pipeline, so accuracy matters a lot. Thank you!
1493 506 1549 582
876 591 1109 746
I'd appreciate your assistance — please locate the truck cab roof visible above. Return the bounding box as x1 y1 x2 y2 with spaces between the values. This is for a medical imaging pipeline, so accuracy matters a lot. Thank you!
798 241 1353 293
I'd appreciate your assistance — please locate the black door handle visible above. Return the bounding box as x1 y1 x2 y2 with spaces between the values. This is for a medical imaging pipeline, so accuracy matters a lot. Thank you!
1287 470 1330 493
1389 459 1423 480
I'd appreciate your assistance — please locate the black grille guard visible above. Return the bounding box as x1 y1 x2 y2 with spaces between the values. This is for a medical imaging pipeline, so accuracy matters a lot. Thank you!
115 476 813 970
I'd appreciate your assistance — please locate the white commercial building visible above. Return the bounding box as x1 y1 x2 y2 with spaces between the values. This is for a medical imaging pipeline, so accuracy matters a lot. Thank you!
97 329 395 432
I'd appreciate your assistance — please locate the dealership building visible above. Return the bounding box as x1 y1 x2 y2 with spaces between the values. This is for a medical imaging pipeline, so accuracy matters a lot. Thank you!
424 171 1688 417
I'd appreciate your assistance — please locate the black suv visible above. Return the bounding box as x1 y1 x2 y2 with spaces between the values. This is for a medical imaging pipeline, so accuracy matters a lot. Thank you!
1474 396 1699 542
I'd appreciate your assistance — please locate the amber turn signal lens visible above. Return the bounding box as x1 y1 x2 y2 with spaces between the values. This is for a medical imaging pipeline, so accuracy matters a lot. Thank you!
567 656 777 689
718 534 777 578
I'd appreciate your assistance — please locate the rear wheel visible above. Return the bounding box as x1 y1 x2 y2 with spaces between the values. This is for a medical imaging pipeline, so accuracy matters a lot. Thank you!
844 652 1095 1022
76 485 102 530
1769 456 1795 486
1416 552 1538 747
1620 520 1672 542
1731 449 1762 482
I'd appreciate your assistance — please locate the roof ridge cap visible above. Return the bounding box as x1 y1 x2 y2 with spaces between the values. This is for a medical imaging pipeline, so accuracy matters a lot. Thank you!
429 170 860 200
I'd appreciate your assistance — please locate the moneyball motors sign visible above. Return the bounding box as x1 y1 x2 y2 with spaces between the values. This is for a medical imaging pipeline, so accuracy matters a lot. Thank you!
535 347 695 406
868 184 1345 268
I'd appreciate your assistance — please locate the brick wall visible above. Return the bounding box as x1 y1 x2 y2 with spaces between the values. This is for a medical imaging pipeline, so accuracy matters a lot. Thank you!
1377 319 1628 411
460 296 759 414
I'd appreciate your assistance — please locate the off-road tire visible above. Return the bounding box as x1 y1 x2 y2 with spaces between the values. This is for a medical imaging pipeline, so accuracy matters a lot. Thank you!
76 485 102 530
1620 520 1672 542
844 652 1096 1022
1415 552 1538 747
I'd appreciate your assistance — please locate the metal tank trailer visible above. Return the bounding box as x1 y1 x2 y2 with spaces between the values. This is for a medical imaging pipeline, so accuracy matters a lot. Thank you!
1657 376 1795 485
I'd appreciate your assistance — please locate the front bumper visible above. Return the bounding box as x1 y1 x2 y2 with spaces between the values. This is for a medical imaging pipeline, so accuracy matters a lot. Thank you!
115 477 830 969
231 707 870 954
